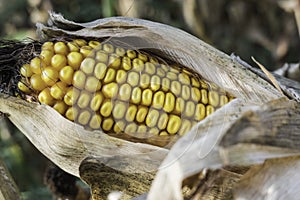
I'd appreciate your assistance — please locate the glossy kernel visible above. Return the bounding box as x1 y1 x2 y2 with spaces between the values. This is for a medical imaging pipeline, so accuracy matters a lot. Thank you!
136 106 148 123
90 92 104 111
157 112 168 130
119 83 132 101
77 110 91 126
85 76 101 92
102 82 118 99
67 52 83 70
30 57 45 74
167 115 181 135
77 91 91 109
53 101 68 115
184 101 195 117
102 118 114 131
125 105 137 122
150 75 161 91
194 103 205 121
20 64 33 77
146 109 159 128
152 91 165 109
163 92 175 113
30 74 47 91
81 58 95 75
51 54 67 71
54 41 69 55
59 66 74 85
95 51 108 63
112 101 127 119
50 81 68 100
73 70 86 89
64 87 80 106
94 63 107 80
40 50 54 65
100 100 113 117
130 87 142 104
41 67 59 86
65 107 79 121
38 88 55 106
141 89 153 106
89 114 102 129
127 71 139 87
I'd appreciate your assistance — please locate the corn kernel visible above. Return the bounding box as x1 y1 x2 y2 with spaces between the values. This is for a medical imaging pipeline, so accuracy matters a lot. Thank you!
95 51 108 63
152 91 165 109
145 62 156 75
100 100 113 117
42 42 54 51
102 82 118 98
30 74 47 91
81 58 95 75
18 81 31 93
73 70 86 89
178 120 191 136
40 50 54 65
103 68 116 83
125 105 137 122
141 89 153 106
166 72 177 80
138 53 148 62
146 109 159 128
89 114 102 129
125 123 137 134
112 101 127 119
208 91 219 107
132 58 144 71
201 89 208 105
163 92 175 113
191 77 200 87
171 81 181 96
191 87 200 102
178 73 190 85
67 52 83 70
102 117 114 131
194 103 205 121
94 62 107 80
103 44 114 53
67 42 79 52
50 81 68 100
20 64 33 77
122 57 132 70
174 97 185 114
181 85 190 100
161 78 171 92
77 110 91 125
80 46 93 57
149 127 159 135
184 101 196 117
167 115 181 135
157 112 168 130
90 92 104 111
54 41 69 55
85 76 101 92
115 47 125 57
150 75 161 91
53 101 68 115
108 54 121 68
206 105 214 116
51 54 67 71
127 71 139 87
136 106 148 123
59 66 74 85
114 121 126 133
116 69 127 84
65 107 79 121
130 87 142 104
64 87 80 106
73 39 87 47
30 57 45 74
38 88 55 106
118 83 132 101
88 40 101 49
77 91 91 109
41 67 59 86
140 73 150 89
126 50 136 59
219 95 229 106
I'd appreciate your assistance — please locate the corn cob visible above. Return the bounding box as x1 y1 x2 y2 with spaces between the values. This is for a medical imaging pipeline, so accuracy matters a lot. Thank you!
1 39 233 145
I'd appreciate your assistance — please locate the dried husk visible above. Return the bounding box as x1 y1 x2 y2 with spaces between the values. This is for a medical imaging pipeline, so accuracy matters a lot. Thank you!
0 12 300 200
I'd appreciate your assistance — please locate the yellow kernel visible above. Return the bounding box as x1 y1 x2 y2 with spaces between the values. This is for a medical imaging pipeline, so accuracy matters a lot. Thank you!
77 91 91 109
201 89 208 104
94 62 107 80
163 92 175 113
208 91 219 107
18 81 31 93
41 67 59 86
38 88 55 106
77 110 91 126
116 69 127 84
30 74 47 91
219 95 229 106
194 103 205 121
170 65 179 73
125 105 137 122
141 89 153 106
150 57 158 64
167 115 181 135
90 92 104 111
161 78 171 92
85 76 101 92
149 127 159 135
138 53 148 62
89 114 102 129
42 41 54 51
161 64 169 72
67 52 83 70
130 87 142 104
127 71 139 87
174 97 185 114
103 68 116 83
166 72 177 80
125 123 137 134
182 85 191 100
160 131 168 136
206 105 214 116
200 80 208 89
132 58 144 71
40 50 54 65
53 101 68 115
146 109 159 128
178 120 192 136
122 57 132 70
140 73 150 89
102 117 114 131
144 62 156 75
118 83 132 101
88 40 101 49
95 50 108 63
54 41 69 55
136 106 148 123
20 64 33 77
65 107 79 121
80 45 94 58
156 68 165 77
152 91 165 109
103 44 114 53
157 112 168 130
50 81 68 100
108 54 121 68
64 87 80 106
178 73 190 85
184 101 196 117
67 42 79 52
171 81 181 96
115 47 125 57
137 125 147 134
112 101 127 120
73 70 86 89
114 120 126 133
191 87 200 102
59 66 74 85
51 54 67 71
102 82 118 99
150 75 161 91
126 50 136 59
73 39 87 47
100 100 113 117
30 57 45 74
191 77 200 87
81 58 95 75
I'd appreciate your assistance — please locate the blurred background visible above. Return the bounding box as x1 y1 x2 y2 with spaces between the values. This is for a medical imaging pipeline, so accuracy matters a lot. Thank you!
0 0 299 199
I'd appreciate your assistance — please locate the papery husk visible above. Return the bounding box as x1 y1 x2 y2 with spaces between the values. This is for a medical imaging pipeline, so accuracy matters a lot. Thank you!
1 12 300 200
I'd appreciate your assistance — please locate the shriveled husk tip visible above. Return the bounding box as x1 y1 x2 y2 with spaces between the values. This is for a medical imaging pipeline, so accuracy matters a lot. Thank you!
1 12 299 200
